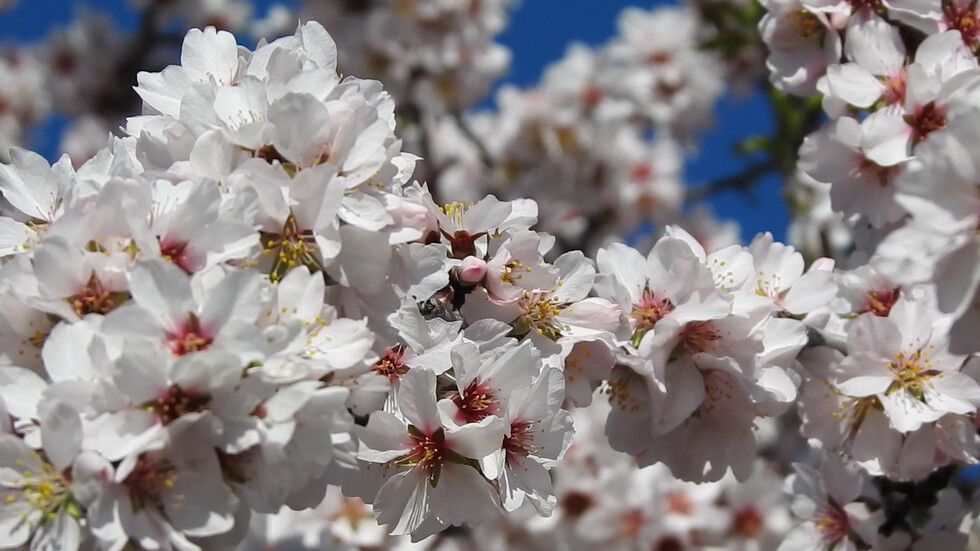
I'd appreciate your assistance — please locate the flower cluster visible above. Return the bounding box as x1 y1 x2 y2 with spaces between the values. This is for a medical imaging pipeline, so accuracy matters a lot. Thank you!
450 5 725 252
598 228 834 482
3 0 980 548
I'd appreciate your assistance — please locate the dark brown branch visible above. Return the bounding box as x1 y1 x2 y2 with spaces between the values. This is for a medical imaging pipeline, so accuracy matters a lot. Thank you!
451 110 494 168
684 160 778 203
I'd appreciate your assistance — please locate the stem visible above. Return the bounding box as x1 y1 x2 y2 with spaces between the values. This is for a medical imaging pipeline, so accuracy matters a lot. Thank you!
684 160 779 202
451 110 494 168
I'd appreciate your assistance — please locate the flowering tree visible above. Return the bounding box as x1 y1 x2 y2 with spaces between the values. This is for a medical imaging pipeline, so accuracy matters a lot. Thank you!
0 0 979 549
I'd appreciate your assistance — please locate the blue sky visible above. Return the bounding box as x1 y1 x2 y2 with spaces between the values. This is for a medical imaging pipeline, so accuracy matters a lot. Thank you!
0 0 786 241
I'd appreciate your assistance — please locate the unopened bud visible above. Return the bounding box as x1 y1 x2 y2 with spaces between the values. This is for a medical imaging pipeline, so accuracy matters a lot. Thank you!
459 256 488 285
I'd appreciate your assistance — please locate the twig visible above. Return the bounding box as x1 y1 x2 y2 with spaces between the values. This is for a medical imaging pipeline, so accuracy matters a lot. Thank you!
684 160 778 203
451 110 494 168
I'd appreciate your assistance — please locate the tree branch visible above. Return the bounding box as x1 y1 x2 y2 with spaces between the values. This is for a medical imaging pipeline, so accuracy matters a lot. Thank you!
451 110 494 168
684 160 778 203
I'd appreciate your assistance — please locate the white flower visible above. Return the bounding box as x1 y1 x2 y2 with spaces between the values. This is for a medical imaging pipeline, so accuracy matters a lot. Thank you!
759 0 842 96
88 428 238 550
778 456 881 551
746 232 838 314
486 366 573 515
356 368 505 538
102 260 267 361
833 298 980 433
0 401 84 551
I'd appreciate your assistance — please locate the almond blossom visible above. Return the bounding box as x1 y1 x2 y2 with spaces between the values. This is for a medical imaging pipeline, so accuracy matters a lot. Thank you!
0 3 979 549
356 368 505 539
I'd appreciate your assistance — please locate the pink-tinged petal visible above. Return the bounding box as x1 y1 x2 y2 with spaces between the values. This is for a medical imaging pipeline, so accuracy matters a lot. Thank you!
32 508 81 551
446 415 505 460
0 492 31 549
298 21 339 72
477 340 537 391
374 470 430 536
799 117 862 184
38 400 82 472
200 269 263 332
846 314 901 358
782 270 838 314
396 369 441 434
924 371 980 415
101 304 166 344
851 408 901 476
914 31 969 75
604 366 656 455
0 218 35 257
903 64 941 111
778 523 827 551
460 195 511 234
933 240 980 317
638 318 684 380
275 267 324 321
655 359 705 434
845 13 905 74
180 27 239 84
325 225 392 294
135 67 190 118
429 463 500 528
596 243 648 302
503 455 555 515
128 260 196 332
560 340 615 408
824 63 885 107
357 412 411 463
164 462 235 537
896 427 939 480
558 298 621 334
268 94 333 168
86 410 162 461
113 349 168 403
185 130 236 182
33 239 87 299
834 354 894 397
862 106 913 167
496 460 525 513
552 251 596 303
448 343 482 389
0 149 63 221
820 455 863 505
887 299 935 352
668 290 731 325
663 225 706 261
759 317 808 369
478 449 504 482
0 366 46 420
879 389 943 433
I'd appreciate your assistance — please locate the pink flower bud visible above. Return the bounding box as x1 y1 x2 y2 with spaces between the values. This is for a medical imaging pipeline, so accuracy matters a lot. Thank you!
458 256 487 285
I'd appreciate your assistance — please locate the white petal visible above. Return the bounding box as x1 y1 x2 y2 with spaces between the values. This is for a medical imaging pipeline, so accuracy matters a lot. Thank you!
357 412 410 463
374 470 430 536
862 106 913 166
834 355 894 397
38 400 82 472
446 415 505 460
396 369 441 433
880 389 942 433
180 27 240 84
